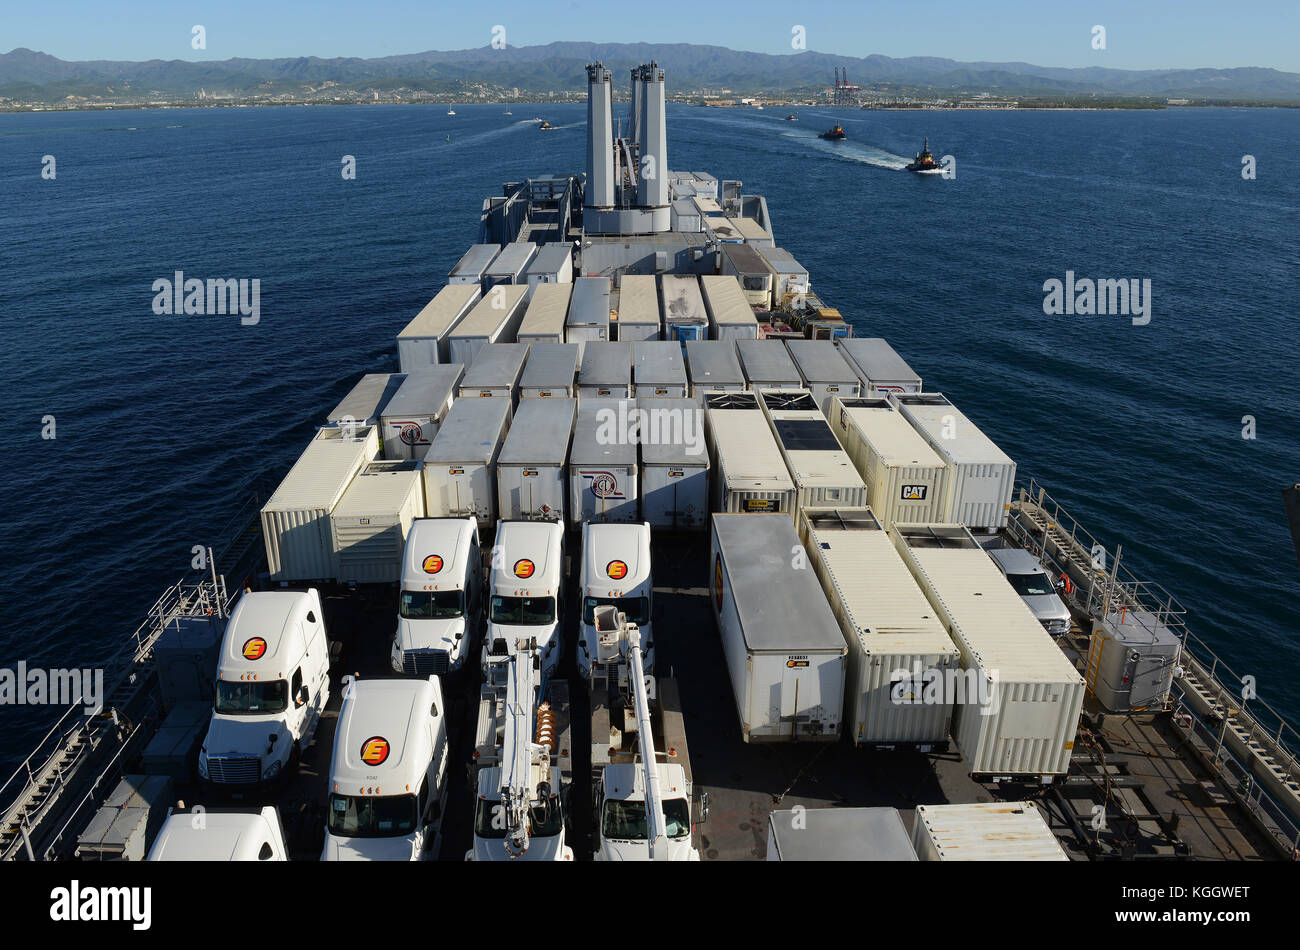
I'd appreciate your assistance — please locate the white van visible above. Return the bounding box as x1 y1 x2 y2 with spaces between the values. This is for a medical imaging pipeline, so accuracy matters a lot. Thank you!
391 518 483 676
147 805 288 861
198 589 330 790
578 522 654 679
321 676 450 861
484 520 566 681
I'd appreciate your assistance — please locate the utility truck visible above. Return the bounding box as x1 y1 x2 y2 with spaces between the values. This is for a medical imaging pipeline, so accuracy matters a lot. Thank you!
589 605 705 861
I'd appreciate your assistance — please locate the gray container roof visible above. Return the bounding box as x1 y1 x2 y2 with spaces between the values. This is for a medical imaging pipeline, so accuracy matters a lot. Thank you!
579 342 633 386
737 340 801 385
485 241 538 279
570 399 638 466
769 807 916 861
636 398 708 467
498 398 576 464
383 366 465 416
423 398 511 464
568 276 611 327
524 242 573 277
520 343 580 388
328 373 406 423
449 243 501 278
685 341 745 387
785 341 858 385
633 341 687 386
461 343 530 389
712 514 847 653
839 338 921 383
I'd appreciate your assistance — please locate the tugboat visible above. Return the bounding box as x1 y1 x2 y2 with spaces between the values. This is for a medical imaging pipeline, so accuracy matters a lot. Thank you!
818 123 846 141
905 137 944 174
539 121 554 131
785 113 798 121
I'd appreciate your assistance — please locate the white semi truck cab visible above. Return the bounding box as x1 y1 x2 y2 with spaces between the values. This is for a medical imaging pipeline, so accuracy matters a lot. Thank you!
147 805 288 861
199 589 330 790
392 517 483 675
589 606 704 861
483 520 565 683
322 676 450 861
578 521 654 680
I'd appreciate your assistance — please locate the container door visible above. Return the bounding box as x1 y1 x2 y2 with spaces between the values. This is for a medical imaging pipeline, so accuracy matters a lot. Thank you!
779 657 813 738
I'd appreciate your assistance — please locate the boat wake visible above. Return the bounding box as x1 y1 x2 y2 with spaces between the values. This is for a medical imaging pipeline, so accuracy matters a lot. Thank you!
782 132 911 170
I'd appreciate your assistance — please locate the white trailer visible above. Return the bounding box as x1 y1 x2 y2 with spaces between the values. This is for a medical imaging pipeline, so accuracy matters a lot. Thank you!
261 425 379 582
517 283 572 344
632 341 688 398
736 339 801 389
701 274 760 341
798 507 959 748
380 365 464 460
784 340 860 415
703 392 795 516
684 340 745 399
660 274 709 344
838 338 922 396
757 390 868 516
568 398 640 526
891 523 1086 781
892 393 1016 531
566 276 611 351
330 460 426 585
458 342 529 411
910 802 1068 861
483 241 537 288
616 275 662 342
709 513 847 742
522 242 574 293
327 373 405 430
716 248 773 312
830 396 948 528
755 246 810 310
496 398 576 522
396 284 481 370
446 285 529 366
422 398 511 533
578 342 633 399
519 343 579 398
448 244 502 288
637 398 709 531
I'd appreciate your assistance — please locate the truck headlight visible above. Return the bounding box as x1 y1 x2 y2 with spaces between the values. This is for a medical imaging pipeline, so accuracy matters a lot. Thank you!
264 757 282 780
198 748 209 779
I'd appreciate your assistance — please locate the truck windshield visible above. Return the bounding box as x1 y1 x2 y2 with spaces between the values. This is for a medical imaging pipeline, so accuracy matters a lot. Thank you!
583 596 650 626
1006 573 1055 597
214 679 288 715
327 793 417 838
602 798 691 840
400 589 465 620
489 595 556 625
473 796 564 839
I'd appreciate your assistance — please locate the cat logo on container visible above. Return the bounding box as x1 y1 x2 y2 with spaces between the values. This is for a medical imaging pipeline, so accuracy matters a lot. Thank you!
242 637 267 661
606 560 628 581
422 554 444 574
901 485 928 501
514 559 535 579
360 737 390 766
713 554 723 611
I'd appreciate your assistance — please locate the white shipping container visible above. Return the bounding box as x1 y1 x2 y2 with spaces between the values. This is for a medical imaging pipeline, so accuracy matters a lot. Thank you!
701 274 760 340
261 425 380 582
659 274 708 341
785 341 860 415
448 244 502 287
517 283 572 344
379 365 465 460
396 284 481 370
830 396 949 527
736 339 801 389
892 393 1016 531
684 341 746 400
522 242 574 292
670 199 701 233
703 392 796 516
519 342 579 398
768 807 917 861
716 247 773 311
422 398 511 532
577 342 633 399
910 802 1068 861
631 341 688 398
496 398 576 522
566 277 611 351
330 460 426 585
615 275 662 343
483 241 537 287
458 342 529 410
445 285 529 366
758 390 869 516
327 374 405 429
637 398 709 531
798 507 959 747
568 398 639 527
838 338 923 396
754 246 810 309
710 514 847 742
891 524 1086 779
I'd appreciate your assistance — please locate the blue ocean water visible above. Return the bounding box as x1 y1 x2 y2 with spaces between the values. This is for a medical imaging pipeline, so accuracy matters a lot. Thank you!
1 102 1297 775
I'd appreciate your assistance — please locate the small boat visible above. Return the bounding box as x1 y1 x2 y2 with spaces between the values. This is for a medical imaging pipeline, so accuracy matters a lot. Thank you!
785 114 797 121
818 123 846 141
447 108 456 115
504 111 513 115
905 137 944 174
539 121 554 131
755 104 763 110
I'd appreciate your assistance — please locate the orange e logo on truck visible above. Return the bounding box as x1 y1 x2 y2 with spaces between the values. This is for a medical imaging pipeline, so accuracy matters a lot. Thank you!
361 737 390 766
607 560 628 581
514 559 535 579
423 554 444 574
242 637 267 660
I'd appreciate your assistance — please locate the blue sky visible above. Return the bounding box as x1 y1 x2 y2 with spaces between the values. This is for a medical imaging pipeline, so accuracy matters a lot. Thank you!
6 0 1298 71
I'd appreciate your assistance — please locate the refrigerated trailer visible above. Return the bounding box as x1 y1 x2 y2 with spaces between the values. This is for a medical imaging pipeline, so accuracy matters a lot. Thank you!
483 241 537 288
709 513 847 742
578 342 633 400
755 246 810 310
327 373 405 431
838 338 922 396
715 248 772 313
798 507 959 748
736 339 801 390
445 285 529 366
756 390 868 516
684 341 745 399
701 274 760 340
616 275 662 343
567 277 611 350
448 244 502 288
891 523 1086 781
496 398 577 522
519 343 580 399
421 398 511 533
379 366 464 460
568 398 640 526
458 342 529 409
522 242 574 293
659 274 708 344
396 284 481 370
637 398 709 531
517 283 572 344
784 340 860 415
632 341 688 398
704 392 796 516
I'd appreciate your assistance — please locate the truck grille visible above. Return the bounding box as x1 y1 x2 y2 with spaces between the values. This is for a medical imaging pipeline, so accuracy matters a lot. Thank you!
1044 618 1070 637
208 756 260 784
403 650 449 676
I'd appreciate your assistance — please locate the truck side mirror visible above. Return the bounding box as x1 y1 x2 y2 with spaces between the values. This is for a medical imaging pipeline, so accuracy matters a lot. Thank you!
697 790 710 823
297 686 309 707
